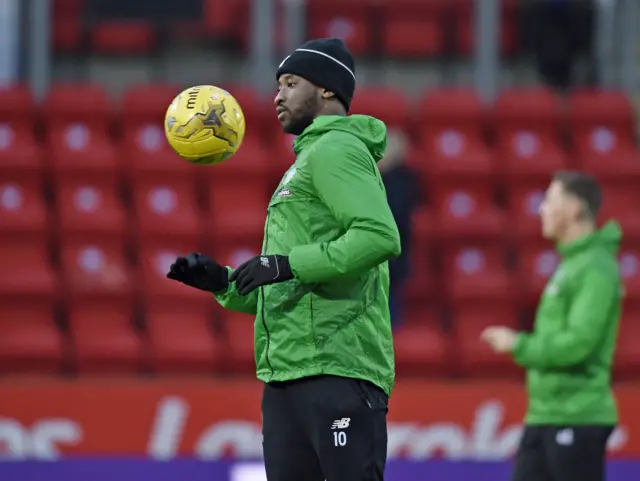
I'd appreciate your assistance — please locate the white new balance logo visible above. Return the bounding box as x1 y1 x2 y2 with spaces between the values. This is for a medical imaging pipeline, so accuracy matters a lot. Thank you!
260 256 270 268
331 418 350 430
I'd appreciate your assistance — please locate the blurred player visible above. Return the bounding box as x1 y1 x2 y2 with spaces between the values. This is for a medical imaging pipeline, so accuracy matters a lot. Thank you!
482 171 622 481
167 38 399 481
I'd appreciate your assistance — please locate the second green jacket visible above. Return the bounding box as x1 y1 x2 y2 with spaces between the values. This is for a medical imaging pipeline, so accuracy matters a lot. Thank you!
215 114 400 395
513 221 623 425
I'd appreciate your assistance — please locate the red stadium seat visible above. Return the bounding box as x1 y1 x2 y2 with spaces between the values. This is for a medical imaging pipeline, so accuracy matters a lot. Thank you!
411 204 439 241
45 83 118 173
614 303 640 380
206 143 269 240
224 310 257 374
598 186 640 241
0 83 33 117
570 90 635 133
393 308 451 377
443 244 513 301
211 0 259 52
419 88 484 134
579 135 640 178
222 86 276 141
54 173 126 237
127 122 189 174
403 252 439 303
0 302 64 374
452 303 522 378
147 302 224 374
619 248 640 303
383 17 443 59
209 135 270 176
211 0 286 53
137 238 213 303
91 21 156 55
0 174 48 234
507 181 546 240
431 184 505 238
494 88 567 177
132 176 200 241
417 89 494 176
120 84 193 175
68 300 143 374
307 0 371 56
45 82 110 118
269 132 299 173
60 236 132 300
380 0 444 58
0 84 42 173
517 242 560 305
569 90 640 179
0 236 56 298
422 130 494 176
202 0 238 39
350 88 410 129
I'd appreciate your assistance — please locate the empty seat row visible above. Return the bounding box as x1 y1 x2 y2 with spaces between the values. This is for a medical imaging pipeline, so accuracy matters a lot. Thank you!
403 239 640 305
202 0 520 57
0 131 296 177
412 186 640 240
3 174 640 243
0 235 259 307
0 173 270 239
0 300 228 375
2 299 639 378
53 0 520 58
1 232 639 307
2 128 638 184
2 83 633 128
394 302 640 379
2 85 637 180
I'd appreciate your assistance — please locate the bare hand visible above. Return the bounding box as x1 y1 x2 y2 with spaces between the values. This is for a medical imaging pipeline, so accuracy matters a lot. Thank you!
481 326 518 353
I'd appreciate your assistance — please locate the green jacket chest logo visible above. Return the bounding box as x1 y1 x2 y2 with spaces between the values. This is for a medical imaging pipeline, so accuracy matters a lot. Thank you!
274 167 298 199
282 167 297 186
544 268 565 296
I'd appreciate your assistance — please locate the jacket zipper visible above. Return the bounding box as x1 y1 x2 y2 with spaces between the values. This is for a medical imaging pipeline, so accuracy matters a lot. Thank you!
262 210 274 379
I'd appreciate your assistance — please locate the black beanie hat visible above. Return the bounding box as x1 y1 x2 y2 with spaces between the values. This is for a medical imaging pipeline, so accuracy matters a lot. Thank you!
276 38 356 111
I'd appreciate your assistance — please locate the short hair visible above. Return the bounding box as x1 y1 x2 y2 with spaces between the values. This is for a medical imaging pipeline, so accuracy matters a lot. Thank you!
553 170 602 220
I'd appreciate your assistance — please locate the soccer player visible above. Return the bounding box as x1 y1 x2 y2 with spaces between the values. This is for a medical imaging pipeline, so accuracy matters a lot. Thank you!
167 38 399 481
481 171 622 481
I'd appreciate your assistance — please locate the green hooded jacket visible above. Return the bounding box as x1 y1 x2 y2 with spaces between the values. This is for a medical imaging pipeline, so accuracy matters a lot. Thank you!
215 115 400 395
513 221 623 425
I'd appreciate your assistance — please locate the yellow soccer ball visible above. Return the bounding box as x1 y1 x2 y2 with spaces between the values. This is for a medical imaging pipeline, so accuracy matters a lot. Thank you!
164 85 246 165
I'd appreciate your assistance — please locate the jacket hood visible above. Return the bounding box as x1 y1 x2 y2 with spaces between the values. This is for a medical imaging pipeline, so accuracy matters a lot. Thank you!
558 220 623 256
293 114 387 161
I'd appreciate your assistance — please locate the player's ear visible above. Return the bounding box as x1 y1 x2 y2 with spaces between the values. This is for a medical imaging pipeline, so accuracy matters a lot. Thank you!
567 196 584 221
321 89 336 100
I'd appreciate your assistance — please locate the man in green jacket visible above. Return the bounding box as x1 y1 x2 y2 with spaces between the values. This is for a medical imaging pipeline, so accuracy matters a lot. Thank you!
167 38 400 481
482 171 622 481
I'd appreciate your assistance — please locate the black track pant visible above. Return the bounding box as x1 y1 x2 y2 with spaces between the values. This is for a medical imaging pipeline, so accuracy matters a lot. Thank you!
261 375 388 481
512 425 614 481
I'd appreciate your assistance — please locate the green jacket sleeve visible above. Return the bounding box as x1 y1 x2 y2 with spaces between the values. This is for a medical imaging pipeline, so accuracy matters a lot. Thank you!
213 267 259 314
288 138 401 283
512 266 617 369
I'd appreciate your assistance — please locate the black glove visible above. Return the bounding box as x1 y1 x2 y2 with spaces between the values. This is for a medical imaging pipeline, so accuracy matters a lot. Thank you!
166 253 229 292
229 255 293 296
